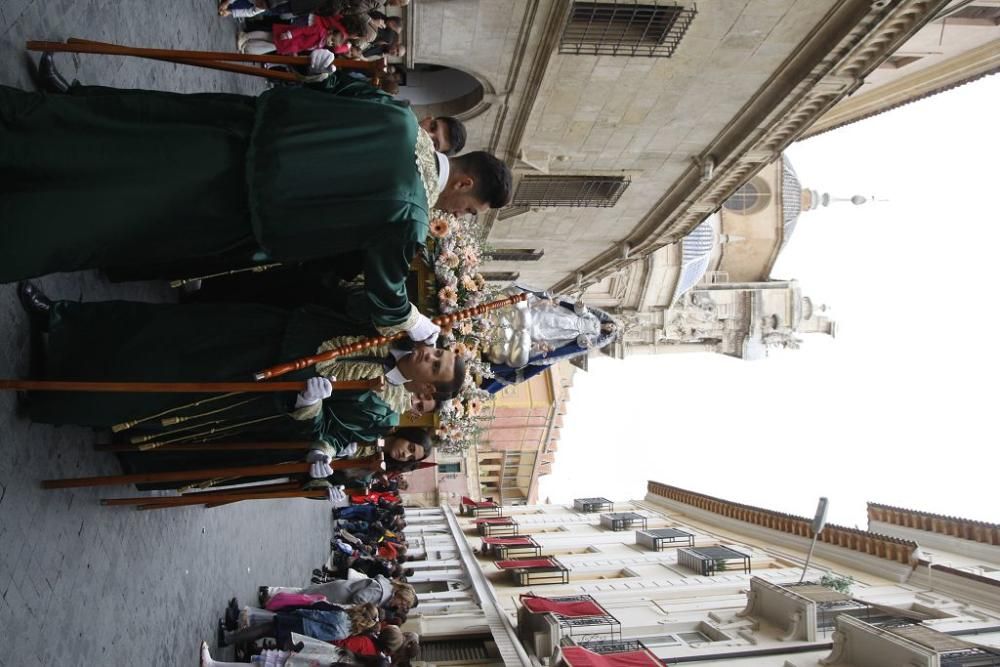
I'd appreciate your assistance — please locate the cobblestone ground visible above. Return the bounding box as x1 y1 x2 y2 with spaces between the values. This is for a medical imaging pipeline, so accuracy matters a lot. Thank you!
0 3 332 666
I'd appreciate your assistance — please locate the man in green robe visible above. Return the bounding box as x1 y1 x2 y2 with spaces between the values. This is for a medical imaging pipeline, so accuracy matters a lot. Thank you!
0 57 512 338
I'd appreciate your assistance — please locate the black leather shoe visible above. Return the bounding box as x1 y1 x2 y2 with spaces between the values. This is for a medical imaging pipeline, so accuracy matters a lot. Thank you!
37 53 73 94
217 618 228 648
18 281 53 330
258 585 269 606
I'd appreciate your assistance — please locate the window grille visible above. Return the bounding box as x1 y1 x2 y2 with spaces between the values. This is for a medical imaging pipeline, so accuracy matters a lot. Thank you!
487 248 545 262
560 2 697 58
512 175 630 208
499 205 531 221
437 462 461 474
481 271 521 282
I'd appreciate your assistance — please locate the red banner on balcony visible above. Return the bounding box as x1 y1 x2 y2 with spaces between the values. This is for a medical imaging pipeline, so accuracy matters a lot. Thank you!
495 558 556 570
560 647 660 667
483 536 533 546
474 517 513 525
521 595 604 617
462 496 497 508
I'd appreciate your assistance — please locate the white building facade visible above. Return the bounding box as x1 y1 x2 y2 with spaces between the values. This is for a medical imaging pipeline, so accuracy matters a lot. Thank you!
404 484 1000 666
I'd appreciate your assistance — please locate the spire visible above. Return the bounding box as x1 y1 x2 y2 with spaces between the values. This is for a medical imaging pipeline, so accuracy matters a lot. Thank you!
801 189 870 211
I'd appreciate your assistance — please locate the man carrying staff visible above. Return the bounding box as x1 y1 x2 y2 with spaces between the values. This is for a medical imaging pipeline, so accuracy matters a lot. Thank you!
0 49 512 345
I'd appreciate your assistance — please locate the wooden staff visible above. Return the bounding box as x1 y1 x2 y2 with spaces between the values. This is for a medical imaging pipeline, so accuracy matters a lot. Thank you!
255 293 529 380
138 480 305 510
42 454 381 489
95 441 318 453
107 488 329 507
28 40 388 83
0 378 381 393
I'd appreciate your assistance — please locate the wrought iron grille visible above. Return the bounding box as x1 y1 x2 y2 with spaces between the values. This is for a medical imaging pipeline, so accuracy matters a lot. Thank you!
486 248 545 262
498 205 531 220
677 545 751 575
940 649 1000 666
577 639 646 655
574 497 614 513
512 175 630 208
637 528 695 550
600 512 648 531
560 2 697 58
477 518 518 536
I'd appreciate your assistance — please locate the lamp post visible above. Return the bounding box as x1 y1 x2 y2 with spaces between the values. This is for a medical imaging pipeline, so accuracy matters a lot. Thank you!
799 497 829 583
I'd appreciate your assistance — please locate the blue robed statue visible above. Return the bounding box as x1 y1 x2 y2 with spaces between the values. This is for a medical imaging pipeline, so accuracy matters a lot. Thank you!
480 286 619 394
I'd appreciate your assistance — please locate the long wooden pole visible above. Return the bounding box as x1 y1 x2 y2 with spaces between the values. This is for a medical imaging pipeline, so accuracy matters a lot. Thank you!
0 378 381 393
254 293 529 380
28 40 388 80
106 488 329 507
42 455 380 489
94 441 318 453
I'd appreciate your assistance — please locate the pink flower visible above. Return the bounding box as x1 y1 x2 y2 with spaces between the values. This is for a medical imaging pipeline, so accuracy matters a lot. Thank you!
429 217 451 238
461 274 479 292
439 251 460 269
439 286 458 305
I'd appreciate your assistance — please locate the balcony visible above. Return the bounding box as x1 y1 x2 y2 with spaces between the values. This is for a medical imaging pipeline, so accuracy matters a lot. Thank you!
677 545 751 576
518 595 631 663
475 516 518 536
557 641 662 667
575 497 614 513
461 496 502 518
600 512 648 531
481 535 542 559
497 557 570 586
636 528 695 551
825 615 1000 667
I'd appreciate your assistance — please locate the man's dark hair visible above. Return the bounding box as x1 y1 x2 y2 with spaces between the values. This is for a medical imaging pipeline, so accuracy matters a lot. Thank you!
433 355 465 396
391 427 432 455
437 116 466 156
452 152 512 209
386 16 403 30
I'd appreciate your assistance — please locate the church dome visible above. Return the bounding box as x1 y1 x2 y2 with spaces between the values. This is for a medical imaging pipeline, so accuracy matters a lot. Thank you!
670 217 716 306
780 156 803 248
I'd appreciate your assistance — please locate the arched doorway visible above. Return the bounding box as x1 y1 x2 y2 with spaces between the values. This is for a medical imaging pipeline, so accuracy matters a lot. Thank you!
400 64 486 119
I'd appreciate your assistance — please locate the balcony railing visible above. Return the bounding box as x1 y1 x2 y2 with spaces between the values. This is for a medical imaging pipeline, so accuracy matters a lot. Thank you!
475 516 518 536
559 642 662 667
600 512 648 531
677 545 751 576
482 535 542 559
940 649 1000 666
497 557 570 586
461 496 502 518
521 595 621 641
636 528 695 550
574 497 614 513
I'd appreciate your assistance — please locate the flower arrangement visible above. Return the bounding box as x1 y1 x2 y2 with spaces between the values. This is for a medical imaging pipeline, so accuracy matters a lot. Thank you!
424 210 499 454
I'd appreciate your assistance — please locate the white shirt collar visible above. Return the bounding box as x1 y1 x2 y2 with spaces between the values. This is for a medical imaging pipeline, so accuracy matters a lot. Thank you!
385 349 411 386
435 152 450 193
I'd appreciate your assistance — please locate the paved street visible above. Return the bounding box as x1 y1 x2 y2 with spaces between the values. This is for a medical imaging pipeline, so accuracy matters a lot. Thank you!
0 3 331 665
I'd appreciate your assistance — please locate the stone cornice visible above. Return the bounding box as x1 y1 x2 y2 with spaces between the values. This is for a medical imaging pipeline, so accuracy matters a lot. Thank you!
549 0 951 294
648 481 918 566
868 502 1000 546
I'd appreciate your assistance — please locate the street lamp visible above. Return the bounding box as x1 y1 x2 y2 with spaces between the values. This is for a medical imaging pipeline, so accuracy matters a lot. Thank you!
799 497 829 583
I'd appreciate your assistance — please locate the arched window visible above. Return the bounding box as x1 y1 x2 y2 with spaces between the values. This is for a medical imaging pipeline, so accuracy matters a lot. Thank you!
722 177 772 215
400 64 486 119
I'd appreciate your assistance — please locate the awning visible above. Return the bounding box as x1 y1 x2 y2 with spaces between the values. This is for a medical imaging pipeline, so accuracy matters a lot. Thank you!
475 517 513 525
560 647 660 667
496 558 557 570
462 496 498 508
521 596 604 617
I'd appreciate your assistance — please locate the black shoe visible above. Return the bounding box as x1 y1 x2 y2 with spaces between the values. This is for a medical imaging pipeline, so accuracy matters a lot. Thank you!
217 618 228 648
17 281 53 331
224 603 239 631
258 585 268 606
36 53 75 94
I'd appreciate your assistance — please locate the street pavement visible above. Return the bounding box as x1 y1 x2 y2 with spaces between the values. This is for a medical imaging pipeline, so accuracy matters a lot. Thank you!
0 3 332 665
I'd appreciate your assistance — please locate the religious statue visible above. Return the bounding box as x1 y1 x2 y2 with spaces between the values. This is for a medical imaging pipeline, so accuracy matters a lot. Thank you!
480 287 619 393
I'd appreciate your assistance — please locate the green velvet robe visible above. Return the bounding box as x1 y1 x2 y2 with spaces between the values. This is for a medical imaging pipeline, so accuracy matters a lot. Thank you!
0 74 429 327
27 300 397 447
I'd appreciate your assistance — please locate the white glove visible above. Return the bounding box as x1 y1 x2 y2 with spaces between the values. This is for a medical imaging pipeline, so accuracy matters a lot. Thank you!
295 377 333 408
310 461 334 478
328 485 350 507
339 442 359 458
307 450 334 478
408 312 441 346
308 49 337 74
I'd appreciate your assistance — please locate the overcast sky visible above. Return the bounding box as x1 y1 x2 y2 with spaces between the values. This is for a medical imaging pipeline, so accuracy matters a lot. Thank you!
538 74 1000 529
